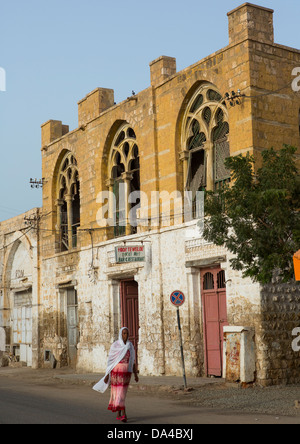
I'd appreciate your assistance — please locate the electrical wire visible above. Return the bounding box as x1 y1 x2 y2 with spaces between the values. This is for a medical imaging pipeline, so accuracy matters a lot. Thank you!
242 83 294 99
0 226 35 253
0 204 23 215
0 210 53 252
30 206 205 235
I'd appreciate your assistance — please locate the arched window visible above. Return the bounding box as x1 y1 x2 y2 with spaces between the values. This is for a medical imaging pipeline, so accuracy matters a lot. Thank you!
180 84 230 209
203 272 214 290
57 152 80 251
107 124 140 237
217 270 226 289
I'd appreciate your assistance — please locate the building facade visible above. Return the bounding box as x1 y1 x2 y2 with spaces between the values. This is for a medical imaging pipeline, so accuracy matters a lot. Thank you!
0 209 40 368
1 3 300 386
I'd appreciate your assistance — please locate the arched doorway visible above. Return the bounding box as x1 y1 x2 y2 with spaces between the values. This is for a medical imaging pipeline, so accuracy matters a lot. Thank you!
5 240 33 367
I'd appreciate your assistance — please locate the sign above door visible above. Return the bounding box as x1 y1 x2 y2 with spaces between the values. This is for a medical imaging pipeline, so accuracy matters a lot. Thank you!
115 245 145 264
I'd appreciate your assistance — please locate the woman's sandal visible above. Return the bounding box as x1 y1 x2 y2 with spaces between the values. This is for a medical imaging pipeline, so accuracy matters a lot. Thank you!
120 415 127 423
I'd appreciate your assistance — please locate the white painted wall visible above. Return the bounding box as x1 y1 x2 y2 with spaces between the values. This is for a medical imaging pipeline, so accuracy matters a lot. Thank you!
40 220 261 377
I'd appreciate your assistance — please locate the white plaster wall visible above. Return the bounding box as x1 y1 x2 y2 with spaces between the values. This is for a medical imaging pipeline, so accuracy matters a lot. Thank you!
40 221 262 377
10 241 33 285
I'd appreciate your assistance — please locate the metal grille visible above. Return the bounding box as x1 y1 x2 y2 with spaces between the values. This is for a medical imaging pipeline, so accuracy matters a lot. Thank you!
59 212 80 252
214 137 230 182
203 107 211 125
213 115 229 142
217 271 226 289
190 152 206 195
114 216 126 238
190 94 204 113
188 120 206 151
115 130 125 147
203 272 214 290
207 89 223 102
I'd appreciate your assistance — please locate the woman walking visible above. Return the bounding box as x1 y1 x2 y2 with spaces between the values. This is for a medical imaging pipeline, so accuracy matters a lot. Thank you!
93 327 139 423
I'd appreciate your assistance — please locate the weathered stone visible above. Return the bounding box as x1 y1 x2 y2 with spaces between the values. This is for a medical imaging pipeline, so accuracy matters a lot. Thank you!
0 3 299 385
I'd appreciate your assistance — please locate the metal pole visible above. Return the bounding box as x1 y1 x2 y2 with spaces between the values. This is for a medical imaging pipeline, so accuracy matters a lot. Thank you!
177 307 187 389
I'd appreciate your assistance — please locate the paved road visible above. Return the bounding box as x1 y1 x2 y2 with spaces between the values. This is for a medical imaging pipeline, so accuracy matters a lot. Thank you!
0 376 299 425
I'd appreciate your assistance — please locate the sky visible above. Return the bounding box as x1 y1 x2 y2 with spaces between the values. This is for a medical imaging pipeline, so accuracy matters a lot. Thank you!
0 0 299 222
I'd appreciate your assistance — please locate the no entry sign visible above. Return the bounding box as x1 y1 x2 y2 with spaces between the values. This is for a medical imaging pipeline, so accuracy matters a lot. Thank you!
170 290 185 307
170 290 187 388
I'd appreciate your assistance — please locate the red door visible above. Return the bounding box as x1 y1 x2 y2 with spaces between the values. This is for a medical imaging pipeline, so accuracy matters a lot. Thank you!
120 279 139 367
201 267 228 377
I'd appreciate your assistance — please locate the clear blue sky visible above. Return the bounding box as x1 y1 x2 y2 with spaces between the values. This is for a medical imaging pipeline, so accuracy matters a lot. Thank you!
0 0 299 222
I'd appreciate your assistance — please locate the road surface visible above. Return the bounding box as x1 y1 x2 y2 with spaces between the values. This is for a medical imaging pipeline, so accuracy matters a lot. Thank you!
0 375 299 425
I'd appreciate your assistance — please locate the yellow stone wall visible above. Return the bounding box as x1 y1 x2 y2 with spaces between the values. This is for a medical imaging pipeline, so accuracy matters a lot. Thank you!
40 3 300 258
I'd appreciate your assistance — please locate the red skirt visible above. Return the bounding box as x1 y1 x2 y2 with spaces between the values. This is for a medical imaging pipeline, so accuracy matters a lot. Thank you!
108 350 132 413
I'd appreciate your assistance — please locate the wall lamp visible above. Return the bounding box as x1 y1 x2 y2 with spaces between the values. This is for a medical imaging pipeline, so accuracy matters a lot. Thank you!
225 90 245 107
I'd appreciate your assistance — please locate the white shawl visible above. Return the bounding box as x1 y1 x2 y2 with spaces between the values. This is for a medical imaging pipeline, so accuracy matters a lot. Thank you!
93 327 135 394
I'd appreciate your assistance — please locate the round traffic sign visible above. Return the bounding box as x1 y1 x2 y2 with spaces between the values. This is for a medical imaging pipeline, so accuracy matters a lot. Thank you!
170 290 185 307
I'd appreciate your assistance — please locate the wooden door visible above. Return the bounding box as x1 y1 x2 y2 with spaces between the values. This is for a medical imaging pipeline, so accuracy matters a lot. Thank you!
67 289 79 367
201 267 228 377
13 291 32 367
120 280 139 367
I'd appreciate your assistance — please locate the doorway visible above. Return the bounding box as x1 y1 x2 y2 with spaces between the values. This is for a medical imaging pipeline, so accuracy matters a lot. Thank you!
120 279 139 366
13 290 32 367
59 288 79 367
201 267 228 377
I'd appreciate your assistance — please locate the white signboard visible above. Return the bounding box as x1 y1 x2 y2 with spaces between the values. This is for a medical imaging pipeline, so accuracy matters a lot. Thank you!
115 245 145 264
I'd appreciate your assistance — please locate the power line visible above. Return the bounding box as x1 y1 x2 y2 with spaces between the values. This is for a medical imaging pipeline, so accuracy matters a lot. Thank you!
31 208 205 235
0 211 53 253
243 83 293 99
0 204 23 214
224 83 295 107
0 226 35 253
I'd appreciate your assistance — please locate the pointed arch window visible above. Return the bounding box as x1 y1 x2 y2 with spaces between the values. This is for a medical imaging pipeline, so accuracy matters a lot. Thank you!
180 84 230 212
57 152 80 251
107 124 140 237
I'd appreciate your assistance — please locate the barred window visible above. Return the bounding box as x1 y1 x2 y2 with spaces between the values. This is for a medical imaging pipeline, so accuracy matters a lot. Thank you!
204 272 214 290
57 152 80 251
181 83 230 206
108 123 140 238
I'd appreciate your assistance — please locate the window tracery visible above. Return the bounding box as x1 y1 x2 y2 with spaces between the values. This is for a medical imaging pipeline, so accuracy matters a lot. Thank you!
180 84 230 206
56 152 80 251
106 124 140 237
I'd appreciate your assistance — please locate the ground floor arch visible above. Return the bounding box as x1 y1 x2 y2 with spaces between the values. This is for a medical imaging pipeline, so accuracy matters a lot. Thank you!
2 234 36 367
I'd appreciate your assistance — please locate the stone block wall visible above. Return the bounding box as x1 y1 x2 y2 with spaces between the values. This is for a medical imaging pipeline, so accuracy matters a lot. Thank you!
258 280 300 385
